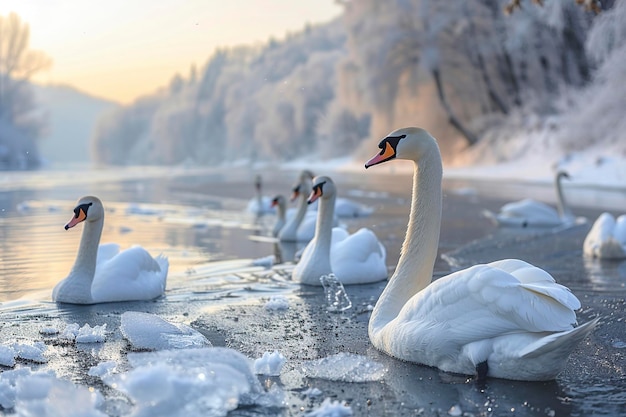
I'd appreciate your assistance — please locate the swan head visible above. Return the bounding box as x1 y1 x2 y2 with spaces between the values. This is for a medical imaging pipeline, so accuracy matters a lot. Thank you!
307 176 335 205
365 127 436 168
556 170 570 181
271 195 286 210
291 170 315 202
65 196 103 230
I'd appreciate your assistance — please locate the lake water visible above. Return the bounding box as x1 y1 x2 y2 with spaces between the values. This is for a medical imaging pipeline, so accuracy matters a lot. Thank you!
0 165 624 416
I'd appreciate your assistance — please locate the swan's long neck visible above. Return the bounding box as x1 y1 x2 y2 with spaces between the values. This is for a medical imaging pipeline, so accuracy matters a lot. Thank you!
291 191 309 228
63 218 103 301
313 191 336 258
555 174 572 219
370 144 443 334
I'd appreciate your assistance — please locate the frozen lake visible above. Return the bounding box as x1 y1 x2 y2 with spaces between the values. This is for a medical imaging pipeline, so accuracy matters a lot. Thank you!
0 165 624 416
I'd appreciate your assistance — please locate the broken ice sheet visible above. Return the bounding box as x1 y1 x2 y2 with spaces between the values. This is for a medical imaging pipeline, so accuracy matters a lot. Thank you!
302 352 386 382
104 347 284 417
319 274 352 312
120 311 211 351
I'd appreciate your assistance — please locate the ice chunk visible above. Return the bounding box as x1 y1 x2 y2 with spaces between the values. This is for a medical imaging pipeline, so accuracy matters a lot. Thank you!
0 345 16 367
0 368 103 416
121 311 211 351
254 350 286 376
88 361 117 378
264 295 289 311
105 347 267 417
448 404 463 416
302 353 386 382
306 398 352 417
302 387 323 398
60 323 80 341
252 255 275 268
13 342 47 363
320 274 352 312
15 373 106 417
76 323 107 343
39 325 60 335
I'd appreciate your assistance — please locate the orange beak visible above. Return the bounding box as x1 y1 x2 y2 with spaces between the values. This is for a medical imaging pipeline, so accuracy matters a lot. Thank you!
65 208 87 230
307 187 323 204
365 141 396 168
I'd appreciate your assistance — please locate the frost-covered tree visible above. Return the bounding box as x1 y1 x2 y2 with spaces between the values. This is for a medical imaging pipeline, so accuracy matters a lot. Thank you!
0 12 51 169
338 0 596 148
92 19 346 166
558 0 626 151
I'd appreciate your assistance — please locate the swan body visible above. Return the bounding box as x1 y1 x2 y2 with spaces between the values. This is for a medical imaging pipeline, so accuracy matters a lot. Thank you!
53 196 168 304
583 212 626 259
246 174 275 215
486 172 574 228
364 127 597 381
334 197 374 218
292 176 387 285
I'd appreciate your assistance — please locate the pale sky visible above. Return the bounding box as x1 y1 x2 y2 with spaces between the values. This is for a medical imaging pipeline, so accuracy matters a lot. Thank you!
1 0 342 104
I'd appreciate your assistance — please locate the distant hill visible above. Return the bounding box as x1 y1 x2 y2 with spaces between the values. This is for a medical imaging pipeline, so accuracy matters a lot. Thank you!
32 83 119 166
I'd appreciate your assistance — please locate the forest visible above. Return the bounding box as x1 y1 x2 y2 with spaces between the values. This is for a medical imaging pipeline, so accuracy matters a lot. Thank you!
1 0 624 169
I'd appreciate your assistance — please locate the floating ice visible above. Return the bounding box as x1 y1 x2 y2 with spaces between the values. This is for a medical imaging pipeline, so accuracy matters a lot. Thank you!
302 353 386 382
88 361 117 378
76 323 107 343
12 342 47 363
0 345 16 367
252 255 275 268
121 311 211 351
254 350 286 376
264 295 289 311
302 387 323 398
39 325 59 335
448 404 463 416
104 347 276 417
0 367 104 416
15 372 106 417
306 398 352 417
320 274 352 312
59 323 80 341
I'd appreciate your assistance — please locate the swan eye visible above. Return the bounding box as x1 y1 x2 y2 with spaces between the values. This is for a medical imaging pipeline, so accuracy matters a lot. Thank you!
383 134 406 152
313 181 326 195
74 202 93 218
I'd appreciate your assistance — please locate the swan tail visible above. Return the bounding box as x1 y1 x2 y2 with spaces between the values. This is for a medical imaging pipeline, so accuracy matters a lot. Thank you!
520 318 599 359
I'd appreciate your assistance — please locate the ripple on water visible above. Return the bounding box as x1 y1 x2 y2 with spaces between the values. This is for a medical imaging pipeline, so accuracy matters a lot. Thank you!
566 383 626 416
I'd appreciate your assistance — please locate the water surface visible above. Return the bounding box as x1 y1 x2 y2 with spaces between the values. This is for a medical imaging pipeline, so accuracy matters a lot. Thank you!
0 165 624 416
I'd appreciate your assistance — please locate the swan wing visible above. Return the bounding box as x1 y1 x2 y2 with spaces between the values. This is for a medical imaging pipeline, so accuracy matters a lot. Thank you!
498 199 560 224
331 228 387 284
584 213 626 258
92 246 168 302
96 243 121 266
396 261 579 347
335 198 374 218
614 215 626 245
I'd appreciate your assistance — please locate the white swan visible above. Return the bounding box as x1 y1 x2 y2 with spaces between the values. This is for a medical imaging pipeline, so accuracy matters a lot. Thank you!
270 195 287 237
334 197 374 218
583 212 626 259
364 127 598 381
485 171 574 228
246 174 275 215
53 196 169 304
278 170 321 242
292 175 387 286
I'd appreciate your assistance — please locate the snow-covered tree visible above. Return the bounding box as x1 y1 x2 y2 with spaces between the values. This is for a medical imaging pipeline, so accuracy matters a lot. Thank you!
0 12 51 169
